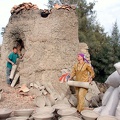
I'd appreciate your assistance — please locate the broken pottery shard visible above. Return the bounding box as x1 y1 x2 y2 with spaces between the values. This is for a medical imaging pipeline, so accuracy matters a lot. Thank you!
30 83 34 87
35 81 42 88
39 86 45 90
19 84 30 93
33 83 39 89
42 89 48 95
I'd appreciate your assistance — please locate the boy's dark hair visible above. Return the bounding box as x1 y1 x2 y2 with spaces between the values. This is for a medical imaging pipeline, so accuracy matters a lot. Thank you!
13 47 17 50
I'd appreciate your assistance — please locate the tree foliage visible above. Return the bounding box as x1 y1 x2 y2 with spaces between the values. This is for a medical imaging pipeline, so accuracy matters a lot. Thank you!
76 0 120 82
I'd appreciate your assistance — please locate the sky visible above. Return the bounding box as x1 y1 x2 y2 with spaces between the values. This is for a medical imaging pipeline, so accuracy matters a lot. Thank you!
0 0 120 44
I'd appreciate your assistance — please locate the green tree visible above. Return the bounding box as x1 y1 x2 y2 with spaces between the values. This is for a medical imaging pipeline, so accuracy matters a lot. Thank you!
111 21 120 45
110 22 120 63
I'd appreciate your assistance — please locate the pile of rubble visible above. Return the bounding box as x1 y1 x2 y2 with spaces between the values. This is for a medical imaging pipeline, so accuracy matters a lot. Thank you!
10 2 38 14
18 81 76 108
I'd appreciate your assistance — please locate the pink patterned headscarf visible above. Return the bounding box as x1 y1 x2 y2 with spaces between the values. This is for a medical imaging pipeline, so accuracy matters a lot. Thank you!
78 53 89 63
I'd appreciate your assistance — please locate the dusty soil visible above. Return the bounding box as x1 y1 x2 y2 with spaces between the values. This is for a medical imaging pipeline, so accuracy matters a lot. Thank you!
0 80 35 110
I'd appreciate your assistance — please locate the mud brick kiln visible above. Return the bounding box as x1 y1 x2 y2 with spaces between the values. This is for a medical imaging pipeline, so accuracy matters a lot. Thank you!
0 5 89 94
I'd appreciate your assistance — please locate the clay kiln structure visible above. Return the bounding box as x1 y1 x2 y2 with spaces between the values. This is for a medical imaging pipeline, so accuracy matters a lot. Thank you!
0 7 89 93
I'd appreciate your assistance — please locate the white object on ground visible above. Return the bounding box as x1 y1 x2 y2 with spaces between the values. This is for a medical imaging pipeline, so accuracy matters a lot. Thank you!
81 110 99 120
34 96 45 108
93 106 104 114
11 72 20 87
32 113 53 120
97 115 118 120
105 71 120 88
115 100 120 120
35 106 55 114
68 94 77 107
114 62 120 75
42 82 58 100
45 96 52 106
9 64 17 79
85 92 94 101
19 84 29 92
59 116 82 120
42 89 48 95
53 103 71 110
102 86 114 106
57 107 77 116
6 116 29 120
0 108 12 119
14 109 34 117
101 88 119 116
88 81 100 95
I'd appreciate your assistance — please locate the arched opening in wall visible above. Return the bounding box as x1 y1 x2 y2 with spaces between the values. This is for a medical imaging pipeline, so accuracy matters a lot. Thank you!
10 29 26 57
16 38 25 57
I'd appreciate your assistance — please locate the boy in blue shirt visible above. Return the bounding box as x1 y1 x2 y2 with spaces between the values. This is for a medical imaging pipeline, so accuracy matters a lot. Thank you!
6 47 19 85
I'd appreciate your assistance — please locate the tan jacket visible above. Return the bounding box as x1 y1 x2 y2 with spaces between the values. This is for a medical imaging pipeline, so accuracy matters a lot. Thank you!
71 62 95 82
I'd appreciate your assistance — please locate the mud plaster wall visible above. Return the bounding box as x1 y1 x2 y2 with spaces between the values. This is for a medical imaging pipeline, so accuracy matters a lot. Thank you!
0 9 89 94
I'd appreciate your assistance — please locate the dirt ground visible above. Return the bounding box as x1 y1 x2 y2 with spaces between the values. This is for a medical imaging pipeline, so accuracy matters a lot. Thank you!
0 80 35 110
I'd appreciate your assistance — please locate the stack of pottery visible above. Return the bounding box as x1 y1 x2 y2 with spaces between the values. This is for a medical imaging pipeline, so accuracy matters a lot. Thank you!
0 108 12 119
32 106 55 120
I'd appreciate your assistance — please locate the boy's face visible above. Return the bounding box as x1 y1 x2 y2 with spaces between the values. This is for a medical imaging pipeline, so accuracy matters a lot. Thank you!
13 48 17 53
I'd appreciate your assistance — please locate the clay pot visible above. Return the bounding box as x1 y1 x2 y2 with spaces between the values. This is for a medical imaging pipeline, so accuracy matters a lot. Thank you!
32 113 54 120
59 116 81 120
6 116 28 120
68 94 77 107
81 110 99 120
97 116 117 120
99 93 104 101
114 62 120 75
35 106 55 114
53 104 71 111
14 109 34 117
55 98 70 105
85 92 94 101
57 107 77 116
34 96 45 107
0 108 12 119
